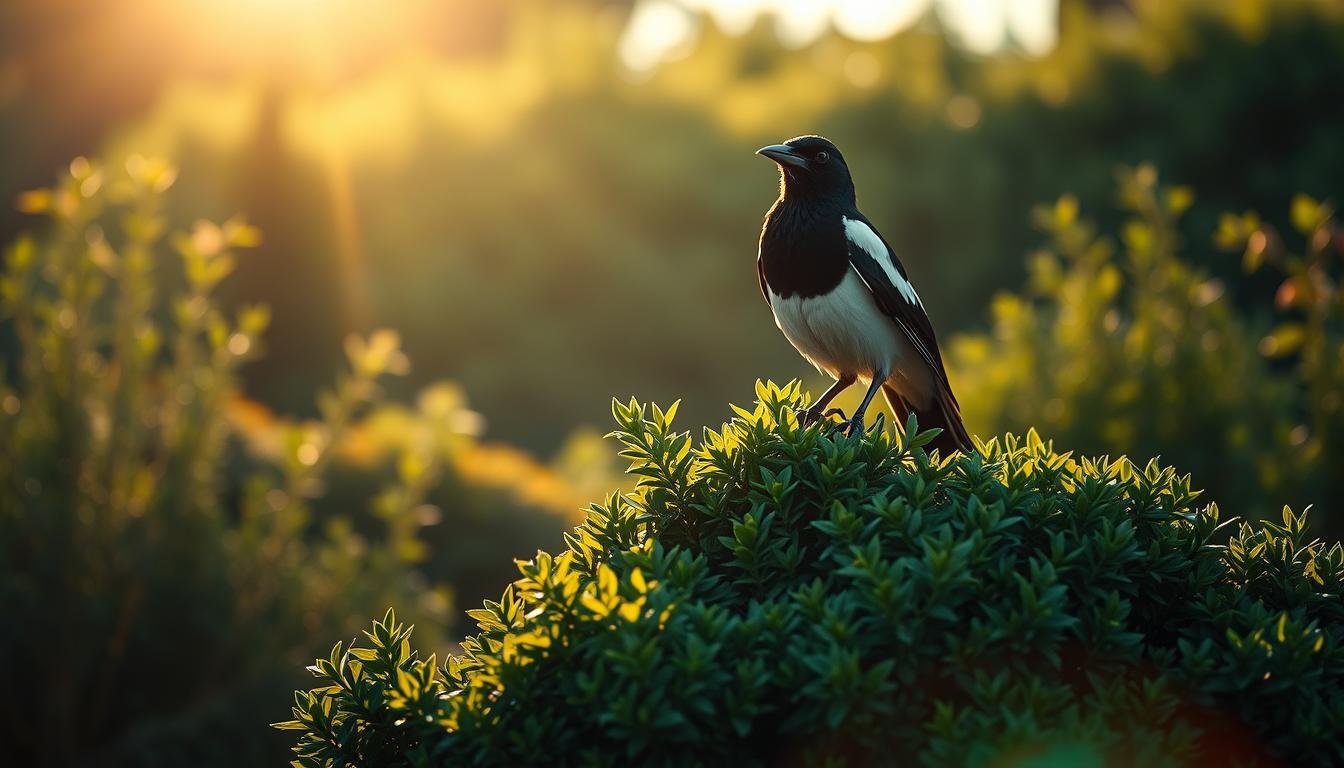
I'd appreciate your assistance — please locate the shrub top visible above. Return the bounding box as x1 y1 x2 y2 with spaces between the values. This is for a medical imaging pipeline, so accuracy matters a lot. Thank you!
283 381 1344 766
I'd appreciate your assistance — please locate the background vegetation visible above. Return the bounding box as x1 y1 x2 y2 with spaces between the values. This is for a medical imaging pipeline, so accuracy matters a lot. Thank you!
1 0 1342 763
0 160 598 763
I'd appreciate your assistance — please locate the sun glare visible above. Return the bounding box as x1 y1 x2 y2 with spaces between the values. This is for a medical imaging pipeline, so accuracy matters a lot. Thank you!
939 0 1008 53
620 0 1060 70
833 0 928 43
620 1 698 72
1007 0 1060 55
135 0 449 85
231 0 326 13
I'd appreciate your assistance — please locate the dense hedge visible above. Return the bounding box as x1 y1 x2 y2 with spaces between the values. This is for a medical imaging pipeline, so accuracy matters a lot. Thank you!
283 382 1344 766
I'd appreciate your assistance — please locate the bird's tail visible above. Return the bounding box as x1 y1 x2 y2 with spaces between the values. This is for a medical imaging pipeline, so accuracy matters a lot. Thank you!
882 384 973 456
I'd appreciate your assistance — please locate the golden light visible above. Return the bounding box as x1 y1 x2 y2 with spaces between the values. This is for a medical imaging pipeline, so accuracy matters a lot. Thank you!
131 0 451 86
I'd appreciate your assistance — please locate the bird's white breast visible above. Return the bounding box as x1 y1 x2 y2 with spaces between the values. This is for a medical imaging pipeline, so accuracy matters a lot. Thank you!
769 268 907 381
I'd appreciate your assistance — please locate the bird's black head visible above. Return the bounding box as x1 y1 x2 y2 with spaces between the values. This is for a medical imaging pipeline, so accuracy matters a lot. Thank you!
756 135 855 203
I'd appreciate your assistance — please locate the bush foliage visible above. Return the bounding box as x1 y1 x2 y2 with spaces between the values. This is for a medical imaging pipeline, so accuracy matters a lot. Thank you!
951 168 1344 536
0 158 579 764
284 382 1344 766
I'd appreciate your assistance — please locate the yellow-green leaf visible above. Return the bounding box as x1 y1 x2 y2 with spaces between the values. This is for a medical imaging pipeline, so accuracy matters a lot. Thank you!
1259 324 1305 358
1291 194 1323 234
1165 186 1194 215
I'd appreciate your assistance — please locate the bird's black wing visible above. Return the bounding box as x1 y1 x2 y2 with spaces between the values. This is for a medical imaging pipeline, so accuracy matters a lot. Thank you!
842 213 959 407
757 253 769 304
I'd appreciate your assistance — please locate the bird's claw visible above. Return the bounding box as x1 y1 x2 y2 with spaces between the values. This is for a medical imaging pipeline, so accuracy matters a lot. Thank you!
796 406 848 426
841 411 884 437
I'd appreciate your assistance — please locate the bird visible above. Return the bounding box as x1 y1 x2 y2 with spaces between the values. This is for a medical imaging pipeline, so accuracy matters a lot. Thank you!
755 135 973 455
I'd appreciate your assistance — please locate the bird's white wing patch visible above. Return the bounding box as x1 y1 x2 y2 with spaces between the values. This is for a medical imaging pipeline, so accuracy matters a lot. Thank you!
842 216 921 307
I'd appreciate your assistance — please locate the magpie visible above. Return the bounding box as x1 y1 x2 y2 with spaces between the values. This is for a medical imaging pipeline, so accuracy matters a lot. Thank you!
755 135 973 454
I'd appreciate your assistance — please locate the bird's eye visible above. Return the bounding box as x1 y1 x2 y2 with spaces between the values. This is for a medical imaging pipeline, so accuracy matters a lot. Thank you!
815 151 830 164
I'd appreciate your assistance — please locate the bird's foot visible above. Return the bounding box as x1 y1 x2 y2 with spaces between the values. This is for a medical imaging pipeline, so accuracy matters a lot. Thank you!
797 406 847 426
842 411 883 437
817 407 847 424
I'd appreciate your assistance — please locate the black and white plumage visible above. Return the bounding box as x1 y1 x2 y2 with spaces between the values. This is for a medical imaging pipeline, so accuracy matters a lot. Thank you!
755 135 972 454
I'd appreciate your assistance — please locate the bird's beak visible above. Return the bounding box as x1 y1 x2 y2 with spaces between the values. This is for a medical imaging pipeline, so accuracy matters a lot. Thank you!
756 144 808 169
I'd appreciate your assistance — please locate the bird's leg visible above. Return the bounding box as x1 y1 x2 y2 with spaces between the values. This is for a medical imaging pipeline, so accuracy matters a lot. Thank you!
844 376 886 436
799 373 856 425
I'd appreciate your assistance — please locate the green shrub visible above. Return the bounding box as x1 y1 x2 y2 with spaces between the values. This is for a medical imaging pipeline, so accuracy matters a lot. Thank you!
0 158 576 765
0 156 444 764
1217 192 1344 531
951 169 1344 536
950 167 1292 525
283 381 1344 766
